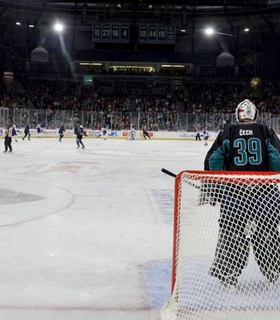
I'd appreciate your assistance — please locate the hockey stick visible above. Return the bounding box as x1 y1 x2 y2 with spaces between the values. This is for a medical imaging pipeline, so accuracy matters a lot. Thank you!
161 168 177 178
161 168 201 190
161 168 220 206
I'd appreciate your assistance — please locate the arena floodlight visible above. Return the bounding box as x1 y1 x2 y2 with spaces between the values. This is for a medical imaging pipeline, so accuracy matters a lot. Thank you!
204 26 235 38
205 27 215 36
54 22 64 33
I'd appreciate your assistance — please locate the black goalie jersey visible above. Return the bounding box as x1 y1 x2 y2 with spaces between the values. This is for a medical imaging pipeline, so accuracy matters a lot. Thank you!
204 123 280 171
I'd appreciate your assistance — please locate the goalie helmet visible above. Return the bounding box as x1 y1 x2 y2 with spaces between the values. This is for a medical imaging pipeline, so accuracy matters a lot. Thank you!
80 125 83 129
235 99 257 123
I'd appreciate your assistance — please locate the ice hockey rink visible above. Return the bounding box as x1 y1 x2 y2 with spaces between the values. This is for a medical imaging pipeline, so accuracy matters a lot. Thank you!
0 136 207 320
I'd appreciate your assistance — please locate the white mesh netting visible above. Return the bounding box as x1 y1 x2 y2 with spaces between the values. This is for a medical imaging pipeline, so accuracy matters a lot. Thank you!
161 170 280 320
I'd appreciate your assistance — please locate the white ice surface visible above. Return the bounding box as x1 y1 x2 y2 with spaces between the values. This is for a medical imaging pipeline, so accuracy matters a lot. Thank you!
0 137 206 320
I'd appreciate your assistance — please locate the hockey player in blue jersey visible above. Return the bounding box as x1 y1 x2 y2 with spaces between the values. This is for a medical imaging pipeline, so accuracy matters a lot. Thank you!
204 99 280 288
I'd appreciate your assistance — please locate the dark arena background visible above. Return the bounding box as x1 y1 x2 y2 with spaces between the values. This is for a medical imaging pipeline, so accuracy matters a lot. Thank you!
1 0 280 134
1 0 280 79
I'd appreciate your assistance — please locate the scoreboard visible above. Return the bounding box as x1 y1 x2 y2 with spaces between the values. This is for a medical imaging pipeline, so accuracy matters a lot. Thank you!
92 23 130 43
139 25 176 44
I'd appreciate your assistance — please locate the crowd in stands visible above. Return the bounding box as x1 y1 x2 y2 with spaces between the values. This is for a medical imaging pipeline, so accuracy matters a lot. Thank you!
1 77 280 131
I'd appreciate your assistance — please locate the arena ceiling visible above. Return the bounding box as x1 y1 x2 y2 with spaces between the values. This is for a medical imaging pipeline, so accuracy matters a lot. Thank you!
1 0 280 29
2 0 280 75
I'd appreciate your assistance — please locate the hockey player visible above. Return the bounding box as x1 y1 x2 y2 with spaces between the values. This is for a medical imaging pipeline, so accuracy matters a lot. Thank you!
3 125 12 153
129 124 136 140
36 124 44 138
202 129 210 146
204 99 280 288
22 124 31 141
97 128 107 140
142 127 151 140
58 124 65 142
11 124 19 142
74 124 87 149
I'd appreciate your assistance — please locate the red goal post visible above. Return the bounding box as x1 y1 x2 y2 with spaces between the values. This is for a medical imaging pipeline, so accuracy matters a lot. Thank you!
161 170 280 320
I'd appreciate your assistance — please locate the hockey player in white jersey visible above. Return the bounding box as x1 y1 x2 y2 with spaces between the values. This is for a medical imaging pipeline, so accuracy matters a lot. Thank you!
129 124 136 140
11 124 19 142
97 128 107 140
36 124 44 138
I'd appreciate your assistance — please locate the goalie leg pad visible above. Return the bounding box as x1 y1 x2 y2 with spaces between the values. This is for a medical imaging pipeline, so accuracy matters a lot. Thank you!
251 217 280 283
209 193 251 286
209 221 250 286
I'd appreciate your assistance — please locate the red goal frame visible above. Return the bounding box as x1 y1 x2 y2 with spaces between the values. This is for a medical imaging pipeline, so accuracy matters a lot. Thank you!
171 170 280 293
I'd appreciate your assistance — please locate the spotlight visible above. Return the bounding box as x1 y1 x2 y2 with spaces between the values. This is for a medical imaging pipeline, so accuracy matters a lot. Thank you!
205 27 214 35
54 22 64 33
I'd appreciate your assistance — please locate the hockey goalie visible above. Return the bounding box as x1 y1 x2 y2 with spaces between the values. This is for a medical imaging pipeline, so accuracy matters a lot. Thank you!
204 99 280 288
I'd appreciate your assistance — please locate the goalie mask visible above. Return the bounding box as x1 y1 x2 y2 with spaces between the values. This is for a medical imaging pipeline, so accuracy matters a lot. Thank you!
235 99 257 123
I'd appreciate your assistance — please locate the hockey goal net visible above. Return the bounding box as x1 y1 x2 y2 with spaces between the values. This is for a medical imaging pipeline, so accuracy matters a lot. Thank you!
161 170 280 320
